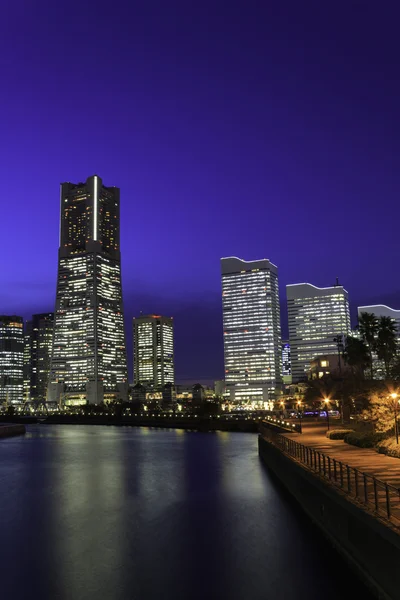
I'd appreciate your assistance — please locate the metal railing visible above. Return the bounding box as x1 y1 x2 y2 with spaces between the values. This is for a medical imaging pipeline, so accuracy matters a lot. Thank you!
260 424 400 526
263 414 302 433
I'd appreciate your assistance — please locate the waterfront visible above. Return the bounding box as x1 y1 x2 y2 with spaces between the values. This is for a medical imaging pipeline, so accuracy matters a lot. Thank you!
0 426 373 600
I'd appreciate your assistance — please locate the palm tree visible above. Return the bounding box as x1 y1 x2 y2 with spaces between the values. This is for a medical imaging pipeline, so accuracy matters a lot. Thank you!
343 336 369 376
376 316 398 378
358 312 379 379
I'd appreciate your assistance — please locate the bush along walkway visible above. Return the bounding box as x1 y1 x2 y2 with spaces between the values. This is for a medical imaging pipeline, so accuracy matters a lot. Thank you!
277 423 400 527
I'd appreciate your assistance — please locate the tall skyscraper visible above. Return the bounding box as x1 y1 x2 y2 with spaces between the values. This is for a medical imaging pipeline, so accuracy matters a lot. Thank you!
282 339 291 377
24 313 54 403
221 257 282 404
0 316 24 404
133 315 174 389
48 175 128 405
287 283 351 382
357 305 400 335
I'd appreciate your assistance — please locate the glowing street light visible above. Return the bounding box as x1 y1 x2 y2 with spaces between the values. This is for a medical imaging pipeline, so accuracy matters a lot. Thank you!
390 392 399 444
323 397 330 431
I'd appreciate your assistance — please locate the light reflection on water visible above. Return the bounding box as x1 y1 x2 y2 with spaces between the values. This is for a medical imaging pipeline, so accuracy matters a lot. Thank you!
0 426 373 600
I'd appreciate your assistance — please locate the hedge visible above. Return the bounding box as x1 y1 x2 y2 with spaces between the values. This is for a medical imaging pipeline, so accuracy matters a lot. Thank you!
377 438 400 458
344 431 386 448
326 429 354 440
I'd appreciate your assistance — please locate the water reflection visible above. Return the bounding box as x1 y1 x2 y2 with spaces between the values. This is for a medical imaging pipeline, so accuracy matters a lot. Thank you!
0 426 374 600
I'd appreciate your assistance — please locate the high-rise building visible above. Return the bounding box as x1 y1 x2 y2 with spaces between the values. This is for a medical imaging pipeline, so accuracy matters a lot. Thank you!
48 175 128 405
282 339 291 377
24 313 54 403
221 257 282 404
357 305 400 335
287 283 351 382
0 316 24 404
133 315 174 389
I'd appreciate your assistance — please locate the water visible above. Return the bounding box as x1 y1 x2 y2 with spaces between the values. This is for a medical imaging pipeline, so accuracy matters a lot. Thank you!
0 426 373 600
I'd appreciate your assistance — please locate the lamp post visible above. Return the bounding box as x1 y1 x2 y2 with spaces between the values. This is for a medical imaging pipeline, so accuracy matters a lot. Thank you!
297 400 302 433
324 398 330 431
391 393 399 444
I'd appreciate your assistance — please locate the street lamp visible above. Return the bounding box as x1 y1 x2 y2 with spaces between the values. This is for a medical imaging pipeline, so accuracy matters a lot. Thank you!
391 393 399 444
324 397 330 431
297 400 302 433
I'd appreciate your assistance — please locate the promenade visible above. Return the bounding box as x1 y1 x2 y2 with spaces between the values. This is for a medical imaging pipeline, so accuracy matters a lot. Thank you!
285 422 400 489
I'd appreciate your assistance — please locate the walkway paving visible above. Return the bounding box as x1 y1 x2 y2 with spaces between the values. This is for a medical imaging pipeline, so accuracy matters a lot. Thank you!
284 423 400 488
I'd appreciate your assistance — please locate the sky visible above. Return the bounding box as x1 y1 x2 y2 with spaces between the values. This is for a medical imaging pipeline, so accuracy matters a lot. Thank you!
1 0 400 383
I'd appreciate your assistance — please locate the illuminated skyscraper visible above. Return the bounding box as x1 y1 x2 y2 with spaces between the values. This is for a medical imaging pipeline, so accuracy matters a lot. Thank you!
357 304 400 335
0 316 24 404
48 175 128 405
287 283 350 382
24 313 54 403
133 315 174 389
221 257 282 404
282 339 291 377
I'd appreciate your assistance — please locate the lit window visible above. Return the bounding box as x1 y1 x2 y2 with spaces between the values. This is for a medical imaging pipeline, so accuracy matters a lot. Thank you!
320 360 329 367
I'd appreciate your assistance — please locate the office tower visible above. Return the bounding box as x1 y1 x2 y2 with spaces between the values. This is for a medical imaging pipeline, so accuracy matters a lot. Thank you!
0 316 24 404
221 257 282 404
282 339 291 376
357 305 400 335
48 175 128 405
133 315 174 389
287 282 351 382
24 313 54 403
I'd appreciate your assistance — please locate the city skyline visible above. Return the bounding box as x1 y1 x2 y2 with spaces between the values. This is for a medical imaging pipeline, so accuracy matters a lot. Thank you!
2 2 400 382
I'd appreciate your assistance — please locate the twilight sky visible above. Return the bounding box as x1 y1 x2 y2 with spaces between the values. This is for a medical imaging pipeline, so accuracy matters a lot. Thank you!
1 1 400 383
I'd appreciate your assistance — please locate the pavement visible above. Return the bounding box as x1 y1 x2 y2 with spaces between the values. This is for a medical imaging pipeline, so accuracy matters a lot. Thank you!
284 422 400 488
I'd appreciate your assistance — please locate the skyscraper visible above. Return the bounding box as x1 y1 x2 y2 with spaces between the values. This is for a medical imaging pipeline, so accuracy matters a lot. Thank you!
221 257 282 404
48 175 128 405
133 315 174 389
0 316 24 405
287 283 351 382
24 313 54 403
357 304 400 335
282 339 291 378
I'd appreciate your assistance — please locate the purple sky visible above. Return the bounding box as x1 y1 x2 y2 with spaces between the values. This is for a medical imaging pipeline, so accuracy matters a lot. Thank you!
2 1 400 383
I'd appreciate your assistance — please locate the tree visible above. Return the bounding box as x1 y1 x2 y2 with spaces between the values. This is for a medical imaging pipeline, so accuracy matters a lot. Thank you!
358 312 379 379
376 316 398 378
343 336 369 376
362 391 398 435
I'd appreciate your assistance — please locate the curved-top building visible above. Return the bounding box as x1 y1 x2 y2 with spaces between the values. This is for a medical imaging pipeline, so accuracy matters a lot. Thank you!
48 175 128 405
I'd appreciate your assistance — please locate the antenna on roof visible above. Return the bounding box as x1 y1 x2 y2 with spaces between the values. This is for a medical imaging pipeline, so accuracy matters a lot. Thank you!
335 277 340 287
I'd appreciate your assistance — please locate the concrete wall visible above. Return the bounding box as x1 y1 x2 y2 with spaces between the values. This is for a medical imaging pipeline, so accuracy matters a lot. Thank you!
259 435 400 600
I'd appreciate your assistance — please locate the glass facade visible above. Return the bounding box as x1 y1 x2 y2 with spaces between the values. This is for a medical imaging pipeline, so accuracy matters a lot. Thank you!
0 316 24 404
221 257 282 404
287 283 351 382
49 175 128 405
24 313 54 403
133 315 174 389
282 340 291 376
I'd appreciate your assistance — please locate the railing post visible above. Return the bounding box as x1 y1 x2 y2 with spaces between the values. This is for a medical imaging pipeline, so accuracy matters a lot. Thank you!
385 484 391 519
340 463 343 488
328 456 331 479
347 466 351 493
355 470 359 498
374 478 379 512
318 452 321 473
333 459 337 482
364 474 368 503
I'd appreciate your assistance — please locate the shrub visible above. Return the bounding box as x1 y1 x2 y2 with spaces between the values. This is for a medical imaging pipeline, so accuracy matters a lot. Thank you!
326 429 354 440
344 431 386 448
377 437 400 458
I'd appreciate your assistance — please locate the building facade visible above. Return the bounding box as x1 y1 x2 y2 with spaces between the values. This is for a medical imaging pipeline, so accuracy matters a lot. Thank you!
24 313 54 403
0 316 24 404
48 175 128 405
282 339 291 377
357 305 400 335
287 283 351 382
133 315 174 390
221 257 282 404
